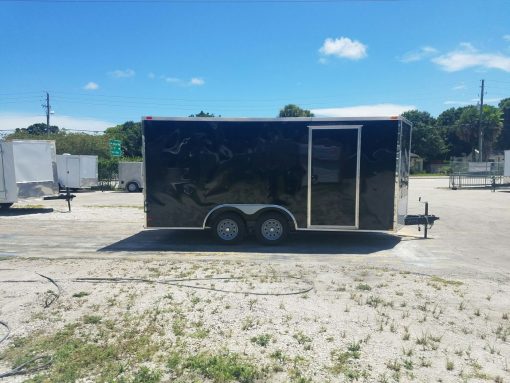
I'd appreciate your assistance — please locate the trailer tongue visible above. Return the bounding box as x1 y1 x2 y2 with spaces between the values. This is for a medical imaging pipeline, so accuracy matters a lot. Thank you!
404 199 440 239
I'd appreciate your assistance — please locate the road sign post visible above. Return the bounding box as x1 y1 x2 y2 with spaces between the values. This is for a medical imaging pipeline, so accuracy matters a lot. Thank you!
109 139 122 157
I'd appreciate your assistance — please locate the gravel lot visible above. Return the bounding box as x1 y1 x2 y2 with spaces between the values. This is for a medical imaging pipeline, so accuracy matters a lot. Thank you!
0 179 509 382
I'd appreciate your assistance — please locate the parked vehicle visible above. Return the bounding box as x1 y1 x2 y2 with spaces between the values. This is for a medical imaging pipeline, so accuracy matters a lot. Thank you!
0 140 59 208
142 116 437 244
57 154 98 190
0 141 17 209
118 161 143 192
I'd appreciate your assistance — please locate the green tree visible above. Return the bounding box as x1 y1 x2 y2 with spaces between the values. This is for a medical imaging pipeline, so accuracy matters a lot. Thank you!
454 105 502 160
278 104 314 117
436 107 472 158
189 111 215 117
6 130 110 158
401 110 448 162
104 121 142 158
15 123 59 135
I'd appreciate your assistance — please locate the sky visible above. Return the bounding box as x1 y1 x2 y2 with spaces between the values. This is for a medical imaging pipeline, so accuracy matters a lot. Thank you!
1 0 510 132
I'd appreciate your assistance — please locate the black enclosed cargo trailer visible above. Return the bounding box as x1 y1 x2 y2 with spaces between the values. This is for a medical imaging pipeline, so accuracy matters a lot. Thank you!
142 117 437 244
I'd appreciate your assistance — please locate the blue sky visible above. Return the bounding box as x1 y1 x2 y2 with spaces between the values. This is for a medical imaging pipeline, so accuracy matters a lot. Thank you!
1 0 510 132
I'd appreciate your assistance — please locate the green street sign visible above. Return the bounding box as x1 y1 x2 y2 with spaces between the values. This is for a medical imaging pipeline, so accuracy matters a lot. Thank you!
109 139 122 157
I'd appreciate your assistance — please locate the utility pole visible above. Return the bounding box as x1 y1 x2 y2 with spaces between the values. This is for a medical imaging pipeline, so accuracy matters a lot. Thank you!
42 92 51 135
478 79 484 162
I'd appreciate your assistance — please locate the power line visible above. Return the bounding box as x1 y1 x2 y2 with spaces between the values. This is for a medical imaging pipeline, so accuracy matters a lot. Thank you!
0 0 397 3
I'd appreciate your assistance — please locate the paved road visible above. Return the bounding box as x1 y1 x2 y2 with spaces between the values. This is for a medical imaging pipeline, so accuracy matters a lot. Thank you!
1 179 509 280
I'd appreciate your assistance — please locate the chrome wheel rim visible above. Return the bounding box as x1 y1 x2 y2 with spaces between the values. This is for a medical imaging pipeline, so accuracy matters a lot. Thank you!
128 183 137 192
261 219 283 241
217 218 239 241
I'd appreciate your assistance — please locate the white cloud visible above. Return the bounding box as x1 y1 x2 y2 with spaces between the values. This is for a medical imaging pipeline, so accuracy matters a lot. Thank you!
452 83 466 90
432 44 510 72
189 77 205 86
148 72 156 79
0 113 116 133
504 35 510 42
83 81 99 90
311 103 415 117
444 97 501 106
156 76 205 86
400 46 438 63
109 69 136 78
319 37 367 60
444 100 470 106
164 76 180 83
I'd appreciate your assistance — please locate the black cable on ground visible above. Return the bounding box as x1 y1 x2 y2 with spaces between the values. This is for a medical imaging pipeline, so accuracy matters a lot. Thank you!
0 355 52 379
0 321 9 346
35 273 62 308
74 275 314 296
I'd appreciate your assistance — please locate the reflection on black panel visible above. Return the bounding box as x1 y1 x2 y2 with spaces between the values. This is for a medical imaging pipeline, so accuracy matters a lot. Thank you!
310 128 358 227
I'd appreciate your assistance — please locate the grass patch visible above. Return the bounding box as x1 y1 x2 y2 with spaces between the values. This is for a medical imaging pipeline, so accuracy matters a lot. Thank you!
83 315 101 324
356 283 372 291
72 291 90 298
1 314 165 383
430 276 463 286
167 351 261 383
330 347 362 380
250 334 272 347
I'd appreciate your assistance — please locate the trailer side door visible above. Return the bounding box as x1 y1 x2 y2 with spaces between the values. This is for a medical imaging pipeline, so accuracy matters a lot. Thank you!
308 125 361 229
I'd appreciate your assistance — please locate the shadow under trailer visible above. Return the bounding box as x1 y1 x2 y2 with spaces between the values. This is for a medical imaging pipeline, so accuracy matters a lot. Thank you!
142 117 438 244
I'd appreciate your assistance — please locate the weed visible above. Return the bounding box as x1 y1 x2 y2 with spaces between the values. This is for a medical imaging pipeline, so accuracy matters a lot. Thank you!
72 291 90 298
356 283 372 291
182 352 260 383
250 334 272 347
132 367 161 383
330 348 362 378
386 359 401 372
83 315 101 324
293 332 312 346
403 358 413 370
270 350 286 363
430 276 463 286
241 317 255 331
172 317 186 336
446 359 454 371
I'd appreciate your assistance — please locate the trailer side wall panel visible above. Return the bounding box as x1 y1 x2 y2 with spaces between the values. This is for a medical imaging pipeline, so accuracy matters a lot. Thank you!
144 119 402 231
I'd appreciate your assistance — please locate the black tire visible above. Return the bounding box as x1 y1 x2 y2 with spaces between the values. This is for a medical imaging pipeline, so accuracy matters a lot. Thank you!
212 213 246 244
255 212 289 245
126 182 140 193
0 203 13 210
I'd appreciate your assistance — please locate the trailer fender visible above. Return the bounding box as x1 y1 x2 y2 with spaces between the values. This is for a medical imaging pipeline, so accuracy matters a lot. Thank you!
202 204 298 230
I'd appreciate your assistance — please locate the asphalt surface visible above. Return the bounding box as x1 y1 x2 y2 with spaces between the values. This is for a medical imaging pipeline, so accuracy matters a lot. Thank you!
1 178 509 280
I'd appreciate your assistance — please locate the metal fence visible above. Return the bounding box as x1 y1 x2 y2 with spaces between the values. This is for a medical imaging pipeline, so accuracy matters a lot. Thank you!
449 160 508 189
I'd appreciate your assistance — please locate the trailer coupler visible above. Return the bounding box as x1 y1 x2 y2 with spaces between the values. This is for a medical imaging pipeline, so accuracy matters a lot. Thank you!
404 199 439 239
43 188 76 212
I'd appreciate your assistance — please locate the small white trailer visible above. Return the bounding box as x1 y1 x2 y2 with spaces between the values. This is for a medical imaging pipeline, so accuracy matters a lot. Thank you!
118 161 143 192
0 142 18 209
0 140 59 208
57 154 98 189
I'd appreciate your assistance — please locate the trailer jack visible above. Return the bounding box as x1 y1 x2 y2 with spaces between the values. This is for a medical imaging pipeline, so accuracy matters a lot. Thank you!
404 198 439 239
43 188 76 212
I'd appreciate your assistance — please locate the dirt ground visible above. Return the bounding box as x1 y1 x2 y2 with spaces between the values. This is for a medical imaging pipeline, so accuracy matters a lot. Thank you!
0 179 509 382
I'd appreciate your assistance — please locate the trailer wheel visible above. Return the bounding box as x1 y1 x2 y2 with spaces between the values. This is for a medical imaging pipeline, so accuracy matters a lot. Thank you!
255 212 289 245
212 213 246 244
0 203 13 210
126 182 140 193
